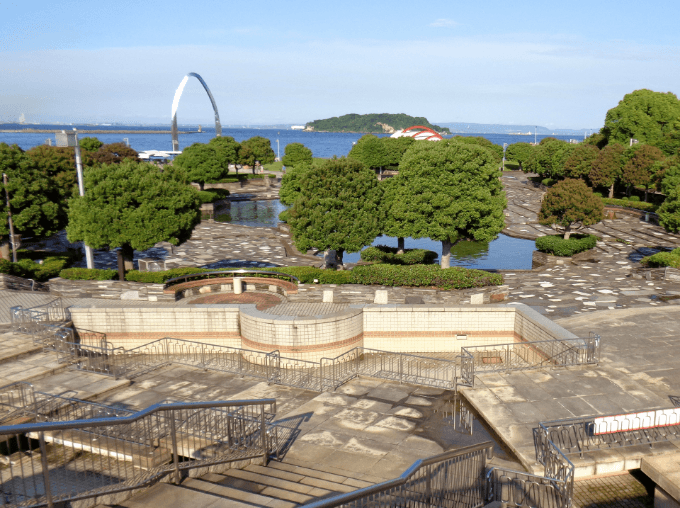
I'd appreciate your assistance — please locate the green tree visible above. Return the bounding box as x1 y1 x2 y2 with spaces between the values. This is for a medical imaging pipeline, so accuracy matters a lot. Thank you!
563 144 599 180
527 139 575 179
66 160 201 270
505 142 534 171
379 176 408 253
85 142 138 166
0 144 61 243
79 137 104 152
658 186 680 233
538 179 603 239
382 137 415 167
389 142 506 268
278 162 312 222
603 89 680 145
208 136 240 169
582 131 608 149
287 157 382 264
25 145 78 201
172 142 228 190
621 144 665 201
589 143 625 198
281 142 313 168
450 136 503 165
660 157 680 195
239 136 276 168
652 121 680 157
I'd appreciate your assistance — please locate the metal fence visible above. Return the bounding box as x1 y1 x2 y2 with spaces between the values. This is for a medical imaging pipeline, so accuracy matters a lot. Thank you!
0 398 276 508
0 382 37 426
459 334 600 387
486 468 570 508
538 407 680 458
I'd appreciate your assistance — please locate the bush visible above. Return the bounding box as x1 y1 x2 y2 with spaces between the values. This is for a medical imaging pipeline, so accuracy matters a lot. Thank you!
350 264 502 289
360 245 438 265
601 197 658 212
541 178 557 187
593 192 603 198
197 189 230 204
0 250 80 281
59 268 118 280
535 234 598 257
641 248 680 268
628 195 640 202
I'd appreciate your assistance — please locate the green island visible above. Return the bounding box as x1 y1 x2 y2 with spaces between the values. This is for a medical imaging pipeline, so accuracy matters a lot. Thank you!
305 113 451 134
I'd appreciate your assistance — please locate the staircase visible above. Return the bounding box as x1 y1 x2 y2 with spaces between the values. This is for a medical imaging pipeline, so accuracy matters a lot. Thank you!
114 457 375 507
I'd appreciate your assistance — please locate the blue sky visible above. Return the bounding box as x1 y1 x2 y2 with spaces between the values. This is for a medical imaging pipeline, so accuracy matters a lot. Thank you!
2 0 680 129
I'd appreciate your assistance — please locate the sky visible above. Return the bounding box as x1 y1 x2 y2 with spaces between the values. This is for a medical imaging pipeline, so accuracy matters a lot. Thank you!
2 0 680 129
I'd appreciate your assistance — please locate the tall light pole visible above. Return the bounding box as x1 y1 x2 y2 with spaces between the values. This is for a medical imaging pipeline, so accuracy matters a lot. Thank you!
2 173 17 262
502 143 508 171
276 133 280 161
56 129 95 269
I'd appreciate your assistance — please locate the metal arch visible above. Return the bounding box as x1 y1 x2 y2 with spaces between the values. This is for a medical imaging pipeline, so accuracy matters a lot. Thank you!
402 125 444 140
171 72 222 151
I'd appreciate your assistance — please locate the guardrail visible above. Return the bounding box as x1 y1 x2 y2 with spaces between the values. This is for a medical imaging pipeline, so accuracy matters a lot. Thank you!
486 467 571 508
0 382 37 425
459 334 600 387
0 398 276 508
163 269 300 288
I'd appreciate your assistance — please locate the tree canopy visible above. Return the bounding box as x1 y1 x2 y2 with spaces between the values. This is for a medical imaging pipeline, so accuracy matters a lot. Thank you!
538 179 603 239
505 142 534 170
388 141 506 268
658 186 680 233
449 136 503 165
66 160 201 269
239 136 276 166
281 142 313 168
85 142 138 166
208 136 241 167
79 137 104 152
287 157 382 263
25 145 78 201
0 143 62 240
563 144 600 180
660 157 680 195
603 89 680 145
589 143 625 198
524 139 576 179
172 142 228 190
621 144 665 200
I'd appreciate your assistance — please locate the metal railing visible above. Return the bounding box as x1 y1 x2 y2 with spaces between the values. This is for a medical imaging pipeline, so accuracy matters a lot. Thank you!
0 274 48 292
486 467 570 508
10 299 71 340
537 407 680 458
459 334 600 387
302 442 494 508
0 398 276 508
163 269 300 289
0 382 37 426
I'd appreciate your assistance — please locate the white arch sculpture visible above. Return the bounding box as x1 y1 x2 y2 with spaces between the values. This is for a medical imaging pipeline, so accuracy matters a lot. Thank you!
171 72 222 151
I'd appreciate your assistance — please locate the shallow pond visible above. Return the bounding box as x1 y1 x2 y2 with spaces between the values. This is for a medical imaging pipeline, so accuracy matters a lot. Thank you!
217 199 536 270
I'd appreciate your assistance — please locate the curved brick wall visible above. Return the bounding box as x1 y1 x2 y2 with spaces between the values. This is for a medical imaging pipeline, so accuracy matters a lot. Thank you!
239 307 363 362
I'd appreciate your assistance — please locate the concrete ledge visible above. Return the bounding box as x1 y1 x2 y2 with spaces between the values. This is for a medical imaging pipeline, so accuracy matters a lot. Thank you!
642 451 680 503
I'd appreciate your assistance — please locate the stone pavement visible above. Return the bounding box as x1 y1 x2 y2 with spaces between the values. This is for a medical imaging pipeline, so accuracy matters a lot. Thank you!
462 306 680 476
573 471 653 508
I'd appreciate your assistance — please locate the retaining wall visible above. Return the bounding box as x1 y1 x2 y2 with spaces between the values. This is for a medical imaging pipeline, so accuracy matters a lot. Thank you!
49 278 175 302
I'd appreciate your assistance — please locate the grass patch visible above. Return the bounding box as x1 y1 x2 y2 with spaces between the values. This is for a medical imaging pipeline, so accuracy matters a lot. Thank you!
535 234 598 257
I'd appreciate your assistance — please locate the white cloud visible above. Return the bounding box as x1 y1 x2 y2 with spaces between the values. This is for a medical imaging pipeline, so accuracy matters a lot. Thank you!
430 18 458 27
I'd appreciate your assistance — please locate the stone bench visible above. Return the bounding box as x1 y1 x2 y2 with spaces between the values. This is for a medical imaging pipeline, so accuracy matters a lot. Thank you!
165 277 298 300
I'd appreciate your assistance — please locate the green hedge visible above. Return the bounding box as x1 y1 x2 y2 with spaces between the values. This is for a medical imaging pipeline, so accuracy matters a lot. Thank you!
601 198 658 212
197 189 230 204
58 268 118 280
350 265 502 290
0 250 80 281
360 245 438 265
641 248 680 268
58 263 502 290
535 234 598 257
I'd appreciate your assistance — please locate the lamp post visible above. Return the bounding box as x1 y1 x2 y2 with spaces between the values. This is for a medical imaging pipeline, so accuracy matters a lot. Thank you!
276 137 280 161
56 129 95 269
502 143 508 171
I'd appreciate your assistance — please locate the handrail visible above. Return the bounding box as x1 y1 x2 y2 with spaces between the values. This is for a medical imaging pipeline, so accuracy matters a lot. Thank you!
0 398 276 435
301 442 494 508
163 269 300 288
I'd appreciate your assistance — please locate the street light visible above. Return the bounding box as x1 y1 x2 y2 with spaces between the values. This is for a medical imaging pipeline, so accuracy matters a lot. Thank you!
276 137 280 161
56 129 95 269
502 143 508 171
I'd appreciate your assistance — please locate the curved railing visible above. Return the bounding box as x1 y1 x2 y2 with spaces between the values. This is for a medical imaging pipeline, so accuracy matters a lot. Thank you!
163 269 300 289
0 398 276 508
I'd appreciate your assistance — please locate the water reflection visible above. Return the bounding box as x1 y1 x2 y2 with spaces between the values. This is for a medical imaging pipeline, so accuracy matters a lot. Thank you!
214 200 287 229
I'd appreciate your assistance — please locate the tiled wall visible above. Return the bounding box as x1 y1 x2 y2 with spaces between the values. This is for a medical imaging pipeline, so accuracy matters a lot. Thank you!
363 305 518 353
240 307 363 362
69 305 242 349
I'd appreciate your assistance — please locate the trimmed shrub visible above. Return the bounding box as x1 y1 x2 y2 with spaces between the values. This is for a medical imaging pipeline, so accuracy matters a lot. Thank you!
59 268 118 280
350 264 502 289
541 178 557 187
601 198 658 212
1 250 80 281
535 234 598 257
641 248 680 268
197 189 229 204
628 195 641 202
360 245 438 265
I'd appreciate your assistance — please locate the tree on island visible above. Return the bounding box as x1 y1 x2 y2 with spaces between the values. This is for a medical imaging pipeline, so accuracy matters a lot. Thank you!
239 136 276 170
172 142 228 190
563 144 600 180
281 142 313 168
287 157 382 265
67 160 201 271
621 144 665 201
538 179 603 239
0 144 62 250
589 143 625 198
388 142 506 269
603 89 680 146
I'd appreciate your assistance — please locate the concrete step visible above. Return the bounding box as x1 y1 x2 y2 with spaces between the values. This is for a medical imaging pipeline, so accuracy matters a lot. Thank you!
182 477 295 508
117 482 258 508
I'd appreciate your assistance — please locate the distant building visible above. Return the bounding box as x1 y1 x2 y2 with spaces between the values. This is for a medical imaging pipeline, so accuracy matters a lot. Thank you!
290 125 305 130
